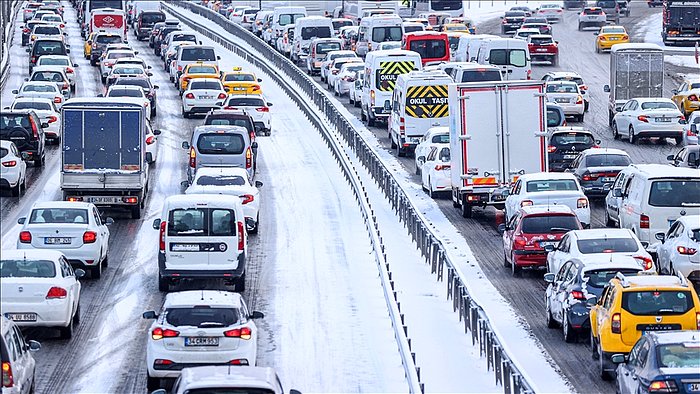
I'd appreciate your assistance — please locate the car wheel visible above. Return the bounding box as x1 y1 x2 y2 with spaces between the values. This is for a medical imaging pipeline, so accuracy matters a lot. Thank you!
158 274 169 292
670 262 675 276
360 107 366 121
10 182 20 197
34 154 44 167
591 331 599 359
102 253 108 267
503 251 510 268
354 98 360 108
511 253 521 277
249 214 259 234
599 345 613 381
91 263 101 279
546 299 557 328
563 312 576 343
595 44 600 54
605 210 615 227
234 272 246 292
578 23 581 31
578 113 584 122
429 178 436 199
461 199 473 218
612 122 620 139
21 176 26 194
73 303 80 325
182 108 190 119
629 126 638 144
146 374 161 391
415 160 421 175
131 205 141 219
674 136 683 145
58 320 73 339
397 143 405 157
334 85 339 96
367 113 375 127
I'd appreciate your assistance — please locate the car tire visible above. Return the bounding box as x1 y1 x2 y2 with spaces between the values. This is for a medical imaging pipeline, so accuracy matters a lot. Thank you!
235 272 246 292
546 299 557 328
34 154 44 167
367 113 375 127
612 122 620 139
58 320 73 340
599 346 613 381
595 44 600 54
354 98 360 108
146 374 160 391
158 274 169 292
503 251 510 268
397 143 405 157
182 108 189 119
21 176 26 194
73 303 80 326
563 312 576 343
578 114 584 122
131 205 141 219
629 126 638 144
670 262 675 276
91 263 101 279
249 214 259 234
578 23 581 31
102 253 108 267
334 86 339 96
591 332 599 359
605 210 615 227
429 178 436 199
461 198 473 218
360 107 366 121
511 254 521 277
674 136 683 145
10 182 20 197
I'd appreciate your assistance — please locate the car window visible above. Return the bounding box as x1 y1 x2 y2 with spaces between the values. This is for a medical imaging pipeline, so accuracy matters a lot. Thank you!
0 148 7 158
526 179 579 192
226 97 265 107
637 340 651 368
551 133 594 145
489 49 527 67
372 26 403 42
640 101 677 110
584 269 640 288
627 338 645 367
649 180 700 207
29 208 89 224
431 134 449 144
31 71 64 82
410 39 447 59
187 66 217 74
12 101 52 111
520 215 580 233
1 259 57 278
585 154 631 167
461 69 502 83
224 73 255 82
108 89 144 97
180 48 216 61
195 175 247 186
558 234 570 253
577 237 639 253
556 261 571 281
622 291 694 315
113 67 145 75
11 327 24 357
165 307 241 327
301 26 331 40
196 133 245 154
168 208 206 236
316 42 341 54
211 209 235 236
189 81 222 90
114 78 150 89
657 344 700 368
95 35 122 44
603 286 616 310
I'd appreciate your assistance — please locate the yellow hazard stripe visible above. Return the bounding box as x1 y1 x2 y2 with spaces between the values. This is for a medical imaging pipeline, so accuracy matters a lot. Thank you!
473 177 497 185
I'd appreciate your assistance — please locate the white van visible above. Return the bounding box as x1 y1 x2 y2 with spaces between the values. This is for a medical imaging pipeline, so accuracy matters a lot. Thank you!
355 15 403 57
272 6 306 43
389 70 452 157
291 16 334 64
153 194 248 292
476 37 531 81
360 49 422 126
618 164 700 246
454 34 498 62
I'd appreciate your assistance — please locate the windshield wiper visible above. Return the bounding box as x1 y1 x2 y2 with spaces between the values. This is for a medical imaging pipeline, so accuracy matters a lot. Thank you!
198 321 225 327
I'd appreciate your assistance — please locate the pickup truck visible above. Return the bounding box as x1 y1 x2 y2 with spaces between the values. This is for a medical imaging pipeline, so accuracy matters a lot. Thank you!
578 7 607 30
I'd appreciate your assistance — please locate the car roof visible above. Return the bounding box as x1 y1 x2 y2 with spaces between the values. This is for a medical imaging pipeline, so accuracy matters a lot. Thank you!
546 80 578 86
188 78 222 83
164 193 243 210
163 290 243 309
195 124 248 133
518 172 578 182
195 167 250 178
630 163 700 179
647 330 700 345
674 215 700 227
520 205 575 215
30 201 93 209
618 274 687 288
568 228 635 240
580 148 629 156
226 95 264 101
31 66 66 72
529 34 554 39
12 97 54 104
179 366 279 391
546 71 583 79
1 249 65 261
578 255 644 273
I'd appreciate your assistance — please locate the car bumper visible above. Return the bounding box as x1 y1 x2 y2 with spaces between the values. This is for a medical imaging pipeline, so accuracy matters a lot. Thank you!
159 252 245 279
371 106 391 118
567 303 591 330
512 250 547 267
17 243 102 266
635 124 684 138
0 170 21 187
147 352 255 378
558 103 585 115
580 181 614 196
338 81 352 94
549 159 575 172
598 39 629 50
1 300 72 328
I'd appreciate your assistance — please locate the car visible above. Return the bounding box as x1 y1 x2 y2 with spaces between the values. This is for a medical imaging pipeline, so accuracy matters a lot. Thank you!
441 23 470 33
104 64 151 89
105 85 153 119
36 55 78 93
134 10 166 41
421 145 451 198
112 56 151 72
143 290 264 390
227 5 252 22
154 25 183 56
612 98 685 145
203 110 258 145
28 39 68 73
8 97 61 142
348 70 364 107
39 13 63 24
509 5 533 17
89 33 125 66
501 11 527 34
1 249 84 339
547 127 599 172
589 273 700 380
99 49 139 83
220 68 262 95
504 172 590 227
414 126 449 175
545 81 585 122
513 27 541 41
542 71 590 111
612 331 700 394
164 42 194 74
22 2 43 22
12 81 65 110
28 23 64 47
333 62 364 97
111 76 159 114
568 148 632 197
327 57 363 91
16 201 113 279
185 167 264 233
179 63 221 94
536 3 565 23
564 0 588 9
527 34 558 65
0 316 40 394
671 78 700 117
521 22 552 35
21 20 48 46
578 7 607 30
0 110 46 166
339 26 359 50
28 66 70 99
221 95 273 136
154 366 299 394
667 145 700 168
653 215 700 285
545 228 654 275
183 124 258 182
500 205 583 276
544 255 644 342
595 25 630 53
320 50 357 83
181 78 227 118
0 140 28 196
596 0 621 23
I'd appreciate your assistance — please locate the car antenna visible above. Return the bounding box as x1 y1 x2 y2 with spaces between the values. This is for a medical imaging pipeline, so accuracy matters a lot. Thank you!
201 290 204 301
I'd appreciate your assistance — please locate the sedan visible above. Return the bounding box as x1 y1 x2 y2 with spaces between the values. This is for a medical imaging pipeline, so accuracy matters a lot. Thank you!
567 148 632 197
9 97 61 142
545 228 654 275
105 65 151 89
99 50 138 83
653 215 700 285
421 145 451 198
35 55 78 92
12 81 65 109
545 81 585 122
537 3 564 22
111 76 159 115
0 140 28 197
348 70 364 108
16 202 113 279
181 78 227 118
28 66 70 99
185 167 263 233
0 249 84 339
333 63 364 97
612 98 685 145
222 95 273 136
106 85 153 119
681 111 700 145
414 126 449 175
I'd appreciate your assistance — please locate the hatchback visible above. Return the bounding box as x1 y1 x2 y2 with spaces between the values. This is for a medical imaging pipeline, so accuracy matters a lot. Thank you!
568 148 632 196
547 127 599 172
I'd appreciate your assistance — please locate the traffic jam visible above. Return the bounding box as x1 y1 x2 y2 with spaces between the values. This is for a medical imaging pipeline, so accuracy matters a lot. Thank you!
0 0 699 393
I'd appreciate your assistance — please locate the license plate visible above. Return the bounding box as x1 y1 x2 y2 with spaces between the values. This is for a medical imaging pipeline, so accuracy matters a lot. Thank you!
6 313 37 322
687 383 700 393
540 241 557 247
86 196 118 203
536 48 548 52
185 337 219 346
563 154 577 159
172 244 200 252
602 177 615 183
656 117 671 122
233 87 245 91
610 37 619 40
45 237 71 245
555 98 569 103
199 95 213 99
492 194 506 202
587 16 597 20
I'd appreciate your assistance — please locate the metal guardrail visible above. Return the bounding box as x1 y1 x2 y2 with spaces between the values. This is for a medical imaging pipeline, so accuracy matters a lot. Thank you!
0 0 21 90
164 2 535 393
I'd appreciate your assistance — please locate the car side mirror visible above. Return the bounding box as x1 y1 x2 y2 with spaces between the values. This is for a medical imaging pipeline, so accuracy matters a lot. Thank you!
199 40 202 44
11 90 18 94
182 141 190 149
595 139 601 145
586 296 598 306
603 85 610 93
105 217 114 226
153 84 160 89
615 107 623 112
147 72 153 76
41 122 49 128
257 78 262 82
152 218 161 229
593 32 598 36
611 354 626 364
153 129 161 136
255 180 263 188
24 78 29 82
667 154 676 161
544 244 555 253
17 217 26 225
251 141 259 149
217 55 221 60
267 102 273 107
672 89 679 95
497 223 507 234
216 102 224 107
543 273 555 283
655 232 666 243
249 311 264 319
612 188 622 198
180 180 189 188
73 64 79 68
691 124 697 134
142 310 158 319
74 269 86 279
66 49 70 53
27 340 41 352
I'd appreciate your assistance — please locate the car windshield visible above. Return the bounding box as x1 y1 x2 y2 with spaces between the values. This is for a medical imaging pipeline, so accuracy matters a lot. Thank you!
95 35 122 44
641 101 677 110
0 260 56 278
526 179 579 192
505 11 525 18
165 307 240 328
108 89 143 97
584 269 640 288
597 1 617 7
403 24 423 33
333 20 352 30
603 27 625 34
649 180 700 207
141 13 165 24
409 39 447 59
197 133 245 154
33 26 60 35
181 48 216 61
188 66 217 74
172 34 196 42
585 154 630 167
692 228 700 242
521 215 579 233
344 65 364 73
577 237 639 253
29 208 89 224
279 13 305 26
461 69 502 83
224 73 255 82
489 49 527 67
38 57 68 66
622 291 693 315
205 117 250 129
552 133 594 145
115 78 150 89
316 42 341 54
108 52 133 59
372 26 403 42
301 26 331 40
195 175 247 186
547 83 578 93
226 97 264 107
431 134 449 143
190 81 222 90
657 344 700 368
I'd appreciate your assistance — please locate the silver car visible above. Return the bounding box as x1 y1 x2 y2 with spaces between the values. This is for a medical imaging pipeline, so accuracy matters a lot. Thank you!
182 125 257 183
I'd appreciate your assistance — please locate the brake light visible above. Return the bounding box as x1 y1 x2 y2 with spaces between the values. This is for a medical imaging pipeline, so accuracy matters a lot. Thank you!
527 69 531 80
579 85 588 91
83 231 97 244
245 147 252 169
576 95 583 105
189 147 196 168
621 34 629 41
696 312 700 330
577 197 588 209
29 117 39 139
582 173 598 181
514 237 527 248
122 196 138 204
54 96 62 103
678 246 698 255
67 197 83 202
224 326 252 339
23 28 30 33
637 115 649 123
370 89 375 106
599 36 607 41
159 221 166 251
241 194 254 204
19 231 31 243
1 361 12 388
520 200 533 207
48 115 58 123
185 93 195 99
255 107 269 112
177 65 182 71
238 221 245 251
217 92 227 99
399 117 405 134
640 214 650 229
46 286 67 299
571 290 586 300
689 95 699 102
611 313 621 334
688 127 697 137
547 145 557 153
633 256 654 270
434 164 450 171
151 327 179 340
648 380 678 393
146 135 155 145
1 160 17 167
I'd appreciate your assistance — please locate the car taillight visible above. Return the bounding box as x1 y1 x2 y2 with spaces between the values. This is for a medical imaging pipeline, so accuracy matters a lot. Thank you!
520 200 533 207
54 96 62 103
146 135 155 145
434 164 450 171
611 313 621 334
46 286 67 299
571 290 585 300
640 214 650 229
19 231 32 243
576 95 583 104
151 327 179 340
245 147 252 169
159 221 166 251
633 256 654 270
237 221 245 251
67 197 83 202
399 117 405 133
224 326 252 339
217 92 227 100
332 69 339 75
23 28 30 33
1 160 16 167
1 361 13 388
30 56 37 63
577 197 588 209
527 69 531 80
637 115 649 123
696 312 700 330
255 107 269 112
29 117 39 139
189 147 196 168
252 85 261 92
599 36 607 41
48 115 58 123
547 145 557 153
241 194 254 204
513 236 527 248
678 246 698 255
83 231 97 244
688 127 697 137
154 359 173 366
648 380 679 393
185 93 195 99
689 94 699 102
177 65 182 71
582 173 599 181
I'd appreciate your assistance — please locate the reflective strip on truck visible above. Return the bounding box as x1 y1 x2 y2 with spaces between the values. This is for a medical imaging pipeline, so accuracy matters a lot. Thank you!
405 85 448 118
377 60 416 91
472 177 497 185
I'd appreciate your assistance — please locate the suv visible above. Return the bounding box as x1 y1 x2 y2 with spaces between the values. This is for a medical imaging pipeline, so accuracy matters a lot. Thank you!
182 125 257 182
27 38 69 73
547 128 599 172
161 366 300 394
589 273 700 380
578 7 607 30
135 11 166 41
596 0 621 24
89 33 124 66
1 317 41 393
0 111 47 166
501 11 526 34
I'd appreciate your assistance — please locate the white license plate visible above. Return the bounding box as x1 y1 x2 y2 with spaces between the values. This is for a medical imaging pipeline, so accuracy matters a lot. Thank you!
233 87 245 91
556 98 569 103
610 37 619 40
687 383 700 393
185 337 219 346
45 237 71 245
602 177 615 183
86 196 119 203
587 16 598 20
6 313 37 322
656 117 672 122
563 154 577 159
540 241 557 247
536 48 548 52
199 95 213 99
172 244 200 252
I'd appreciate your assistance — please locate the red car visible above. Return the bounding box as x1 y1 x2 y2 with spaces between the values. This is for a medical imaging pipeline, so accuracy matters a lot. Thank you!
500 205 582 276
527 34 559 66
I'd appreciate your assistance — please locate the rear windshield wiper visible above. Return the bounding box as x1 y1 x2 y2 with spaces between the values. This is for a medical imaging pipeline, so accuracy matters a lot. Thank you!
550 227 571 233
198 321 225 327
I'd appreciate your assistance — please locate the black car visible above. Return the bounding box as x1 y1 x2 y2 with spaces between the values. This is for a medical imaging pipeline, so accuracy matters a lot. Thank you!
89 33 124 66
501 11 526 34
547 127 598 171
135 11 166 41
0 111 47 166
154 26 181 56
668 145 700 168
21 20 46 46
149 22 166 48
27 38 69 73
112 77 159 117
568 148 632 196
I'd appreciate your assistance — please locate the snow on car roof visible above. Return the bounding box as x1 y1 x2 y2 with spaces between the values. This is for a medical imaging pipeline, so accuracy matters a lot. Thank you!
570 228 636 240
1 249 65 261
179 366 278 391
520 205 574 215
648 330 700 345
163 290 244 309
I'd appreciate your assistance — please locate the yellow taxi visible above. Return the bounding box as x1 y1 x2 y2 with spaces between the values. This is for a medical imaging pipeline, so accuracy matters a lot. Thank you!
179 62 221 93
589 273 700 381
84 32 98 59
220 67 263 95
595 25 629 53
441 23 471 33
671 78 700 116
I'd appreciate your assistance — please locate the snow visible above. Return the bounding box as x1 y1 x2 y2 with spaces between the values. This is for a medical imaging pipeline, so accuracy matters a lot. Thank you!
666 54 700 69
639 12 699 56
463 0 554 24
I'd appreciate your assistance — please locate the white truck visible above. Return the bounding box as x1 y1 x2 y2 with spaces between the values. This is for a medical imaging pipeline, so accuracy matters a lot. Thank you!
60 98 150 219
449 81 549 218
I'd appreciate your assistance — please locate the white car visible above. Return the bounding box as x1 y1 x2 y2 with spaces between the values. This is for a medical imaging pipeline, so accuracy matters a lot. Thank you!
654 215 700 283
40 13 63 24
16 201 113 279
513 28 541 40
113 56 150 71
166 366 295 394
320 50 357 83
545 228 654 274
0 317 40 394
0 140 28 197
327 57 363 91
545 81 585 122
542 71 590 112
185 167 263 233
537 3 564 22
348 70 364 108
228 5 252 23
682 111 700 145
333 62 364 97
1 249 84 339
12 81 66 109
99 49 138 83
145 121 161 165
35 55 77 92
28 66 70 99
143 290 264 390
9 97 61 142
421 145 451 198
505 172 591 228
105 64 150 88
222 95 273 136
181 78 227 118
106 85 152 117
276 24 295 57
414 126 449 175
612 98 685 145
376 41 402 50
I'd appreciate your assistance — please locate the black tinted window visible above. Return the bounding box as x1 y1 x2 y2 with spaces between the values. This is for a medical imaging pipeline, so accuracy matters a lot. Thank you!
461 69 501 83
168 208 206 236
649 180 700 207
1 260 56 278
301 26 331 40
195 175 246 186
114 78 150 89
552 133 594 145
13 102 52 111
204 117 251 130
181 48 216 61
0 115 31 131
165 307 240 327
431 134 449 144
409 39 446 59
585 154 631 167
189 81 222 90
489 49 526 67
316 42 341 54
34 41 64 55
372 26 403 42
197 133 245 154
521 215 580 233
95 35 122 44
622 291 693 315
33 26 60 35
226 98 264 107
577 237 639 254
108 89 143 97
141 13 165 24
526 180 579 192
530 37 553 45
584 269 640 288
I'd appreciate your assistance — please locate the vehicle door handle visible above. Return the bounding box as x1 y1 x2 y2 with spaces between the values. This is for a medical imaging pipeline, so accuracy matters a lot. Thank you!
632 376 637 381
